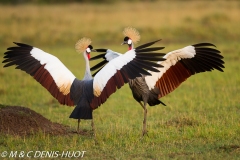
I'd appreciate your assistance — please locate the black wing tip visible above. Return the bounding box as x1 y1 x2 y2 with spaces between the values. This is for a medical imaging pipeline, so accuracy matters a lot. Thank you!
135 39 162 50
90 59 108 71
193 42 223 57
152 39 162 43
92 48 107 52
192 43 216 48
14 42 32 47
89 53 106 61
7 42 33 50
2 59 8 63
218 66 225 72
136 46 165 53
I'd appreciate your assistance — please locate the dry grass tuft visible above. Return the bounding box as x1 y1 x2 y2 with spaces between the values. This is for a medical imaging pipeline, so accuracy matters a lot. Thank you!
165 116 200 128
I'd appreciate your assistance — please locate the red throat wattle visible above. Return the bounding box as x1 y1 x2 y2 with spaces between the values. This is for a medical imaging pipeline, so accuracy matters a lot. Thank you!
87 54 90 60
128 46 132 50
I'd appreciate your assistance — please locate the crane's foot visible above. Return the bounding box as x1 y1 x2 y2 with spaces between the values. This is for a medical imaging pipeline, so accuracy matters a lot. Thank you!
142 129 149 137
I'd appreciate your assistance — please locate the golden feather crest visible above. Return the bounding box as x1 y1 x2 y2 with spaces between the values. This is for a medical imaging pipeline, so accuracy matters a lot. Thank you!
75 37 92 53
123 27 140 43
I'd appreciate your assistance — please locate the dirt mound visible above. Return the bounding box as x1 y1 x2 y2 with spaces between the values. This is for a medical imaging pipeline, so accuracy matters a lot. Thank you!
0 105 72 136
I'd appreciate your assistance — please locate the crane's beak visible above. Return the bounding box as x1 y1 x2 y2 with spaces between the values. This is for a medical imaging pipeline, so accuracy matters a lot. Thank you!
121 41 127 45
91 49 97 52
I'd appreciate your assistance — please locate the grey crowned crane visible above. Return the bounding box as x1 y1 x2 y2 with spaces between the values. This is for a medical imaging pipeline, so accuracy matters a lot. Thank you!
2 37 166 133
90 27 225 136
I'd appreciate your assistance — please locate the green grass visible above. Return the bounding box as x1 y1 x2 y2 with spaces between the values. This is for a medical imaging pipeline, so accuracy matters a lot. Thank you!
0 1 240 159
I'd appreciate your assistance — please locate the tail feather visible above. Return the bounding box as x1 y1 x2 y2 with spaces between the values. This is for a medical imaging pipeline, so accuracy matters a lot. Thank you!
148 87 166 106
69 106 93 120
148 98 166 106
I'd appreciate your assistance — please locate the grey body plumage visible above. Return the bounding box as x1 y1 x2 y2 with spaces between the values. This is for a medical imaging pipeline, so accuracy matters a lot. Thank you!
129 77 166 107
70 78 94 119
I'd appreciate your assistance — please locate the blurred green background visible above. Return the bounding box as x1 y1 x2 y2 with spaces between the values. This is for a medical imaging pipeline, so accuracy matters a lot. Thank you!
0 0 239 47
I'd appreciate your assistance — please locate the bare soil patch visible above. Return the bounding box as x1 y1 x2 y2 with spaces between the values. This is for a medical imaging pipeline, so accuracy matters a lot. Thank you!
0 105 73 136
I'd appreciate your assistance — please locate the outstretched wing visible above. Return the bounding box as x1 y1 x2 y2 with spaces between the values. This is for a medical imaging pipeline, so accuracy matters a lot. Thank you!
145 43 225 98
90 40 166 108
3 42 76 106
90 49 122 76
90 39 165 76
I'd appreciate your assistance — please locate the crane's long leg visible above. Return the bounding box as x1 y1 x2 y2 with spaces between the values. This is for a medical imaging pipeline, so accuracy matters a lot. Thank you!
138 102 144 109
138 101 148 136
91 117 98 144
77 119 80 133
142 102 148 136
91 119 95 134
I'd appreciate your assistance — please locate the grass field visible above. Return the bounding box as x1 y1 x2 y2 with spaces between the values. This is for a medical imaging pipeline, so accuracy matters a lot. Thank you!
0 1 240 159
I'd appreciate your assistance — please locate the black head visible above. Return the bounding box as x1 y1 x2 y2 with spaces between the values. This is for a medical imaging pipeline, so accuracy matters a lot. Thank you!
124 36 129 42
122 36 133 50
88 45 93 50
122 36 130 45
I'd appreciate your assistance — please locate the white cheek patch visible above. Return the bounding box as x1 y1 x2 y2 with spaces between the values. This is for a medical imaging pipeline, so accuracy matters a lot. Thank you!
86 48 91 53
128 39 132 45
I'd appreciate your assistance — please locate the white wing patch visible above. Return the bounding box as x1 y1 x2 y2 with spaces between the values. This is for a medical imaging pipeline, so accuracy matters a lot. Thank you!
30 47 76 95
93 49 136 96
145 46 196 90
105 49 122 61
